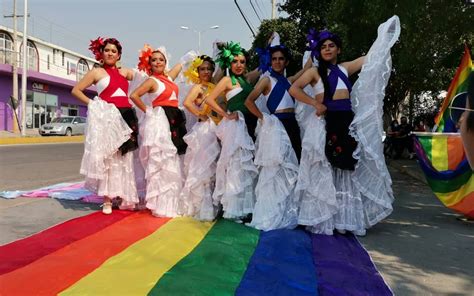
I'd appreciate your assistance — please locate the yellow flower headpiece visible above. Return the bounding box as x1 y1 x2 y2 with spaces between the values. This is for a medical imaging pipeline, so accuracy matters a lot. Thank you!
183 56 204 84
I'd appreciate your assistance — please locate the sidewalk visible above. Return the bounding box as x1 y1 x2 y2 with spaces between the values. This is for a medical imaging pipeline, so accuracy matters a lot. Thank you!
386 157 427 185
0 129 84 145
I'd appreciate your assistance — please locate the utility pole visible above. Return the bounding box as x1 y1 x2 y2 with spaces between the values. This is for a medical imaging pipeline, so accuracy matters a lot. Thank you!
21 0 28 136
3 0 21 133
271 0 276 19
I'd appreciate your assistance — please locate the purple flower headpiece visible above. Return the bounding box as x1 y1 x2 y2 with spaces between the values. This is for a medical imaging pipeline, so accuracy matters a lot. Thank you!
306 29 341 59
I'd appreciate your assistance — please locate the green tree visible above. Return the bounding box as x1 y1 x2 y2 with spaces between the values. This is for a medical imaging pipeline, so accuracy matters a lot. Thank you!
248 18 302 75
279 0 333 36
266 0 474 124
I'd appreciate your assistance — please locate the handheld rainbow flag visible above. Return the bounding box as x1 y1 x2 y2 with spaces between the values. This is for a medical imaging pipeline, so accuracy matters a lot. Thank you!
434 45 472 132
413 132 474 218
0 212 392 295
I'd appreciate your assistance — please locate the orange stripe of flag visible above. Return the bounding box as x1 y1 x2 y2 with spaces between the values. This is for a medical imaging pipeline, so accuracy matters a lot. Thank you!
447 136 465 170
0 212 170 296
450 191 474 219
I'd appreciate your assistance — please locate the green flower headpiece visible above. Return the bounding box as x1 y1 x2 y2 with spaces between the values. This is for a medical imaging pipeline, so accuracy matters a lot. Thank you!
215 41 244 69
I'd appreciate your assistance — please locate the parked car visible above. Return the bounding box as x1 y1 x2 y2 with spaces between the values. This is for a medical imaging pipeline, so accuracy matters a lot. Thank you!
39 116 87 136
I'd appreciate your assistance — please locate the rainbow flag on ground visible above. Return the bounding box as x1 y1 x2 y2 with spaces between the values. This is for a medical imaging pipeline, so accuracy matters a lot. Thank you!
413 132 474 218
0 211 391 295
434 45 472 132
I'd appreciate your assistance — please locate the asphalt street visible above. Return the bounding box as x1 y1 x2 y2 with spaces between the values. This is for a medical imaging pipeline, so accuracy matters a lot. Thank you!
0 143 84 191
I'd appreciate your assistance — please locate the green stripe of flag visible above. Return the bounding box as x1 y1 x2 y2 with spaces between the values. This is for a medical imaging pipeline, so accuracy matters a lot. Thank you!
419 136 433 162
425 169 472 193
149 219 260 296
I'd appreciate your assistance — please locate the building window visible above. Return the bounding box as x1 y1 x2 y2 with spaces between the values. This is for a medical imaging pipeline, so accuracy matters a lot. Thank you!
0 31 14 65
27 41 38 71
26 91 58 129
20 40 39 71
76 59 89 81
62 51 65 66
61 103 79 117
53 49 56 64
47 54 50 70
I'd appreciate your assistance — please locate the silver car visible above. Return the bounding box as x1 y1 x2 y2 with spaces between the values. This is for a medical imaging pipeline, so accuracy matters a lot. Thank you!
39 116 87 136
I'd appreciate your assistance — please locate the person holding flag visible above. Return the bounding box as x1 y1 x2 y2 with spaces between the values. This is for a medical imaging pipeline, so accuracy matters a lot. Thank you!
435 45 472 132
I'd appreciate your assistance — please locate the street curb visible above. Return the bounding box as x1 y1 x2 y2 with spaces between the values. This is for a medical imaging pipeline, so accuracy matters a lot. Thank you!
387 160 428 185
0 136 84 145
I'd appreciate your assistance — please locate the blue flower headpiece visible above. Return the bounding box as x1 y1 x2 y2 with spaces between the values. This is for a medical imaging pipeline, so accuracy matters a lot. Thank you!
256 47 271 73
256 44 290 73
306 29 342 59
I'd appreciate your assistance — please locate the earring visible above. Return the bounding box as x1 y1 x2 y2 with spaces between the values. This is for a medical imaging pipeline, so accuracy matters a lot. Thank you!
99 59 104 66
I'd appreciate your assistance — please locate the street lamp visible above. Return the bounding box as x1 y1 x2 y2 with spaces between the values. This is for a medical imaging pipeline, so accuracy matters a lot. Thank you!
180 25 219 53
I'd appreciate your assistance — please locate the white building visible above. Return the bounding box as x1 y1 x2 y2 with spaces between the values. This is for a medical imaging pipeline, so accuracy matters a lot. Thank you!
0 24 97 131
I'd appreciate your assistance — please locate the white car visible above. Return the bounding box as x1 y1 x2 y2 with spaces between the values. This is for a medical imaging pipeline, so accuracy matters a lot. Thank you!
39 116 87 136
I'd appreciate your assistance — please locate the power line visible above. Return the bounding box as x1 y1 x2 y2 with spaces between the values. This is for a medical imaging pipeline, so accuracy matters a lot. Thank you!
234 0 256 37
249 0 262 22
33 14 89 42
26 15 89 47
255 0 268 19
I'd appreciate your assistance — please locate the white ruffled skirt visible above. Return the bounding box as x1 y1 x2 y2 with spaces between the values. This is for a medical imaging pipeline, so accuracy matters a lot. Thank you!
140 106 183 217
296 115 339 235
250 114 299 231
213 112 258 220
295 16 398 235
132 107 147 208
80 98 139 208
181 120 220 221
297 114 389 236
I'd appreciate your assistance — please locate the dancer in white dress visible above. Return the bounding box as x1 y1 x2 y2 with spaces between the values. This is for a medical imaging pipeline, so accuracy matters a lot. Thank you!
129 45 190 217
72 37 143 214
180 55 221 220
289 16 400 235
205 42 260 221
244 33 309 230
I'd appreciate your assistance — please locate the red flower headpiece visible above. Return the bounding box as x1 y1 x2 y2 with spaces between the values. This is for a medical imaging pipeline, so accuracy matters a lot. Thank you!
137 44 154 75
89 37 105 61
89 37 122 62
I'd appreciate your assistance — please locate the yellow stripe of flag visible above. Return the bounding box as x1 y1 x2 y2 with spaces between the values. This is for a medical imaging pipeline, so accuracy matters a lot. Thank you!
431 135 449 171
60 217 214 296
436 175 474 207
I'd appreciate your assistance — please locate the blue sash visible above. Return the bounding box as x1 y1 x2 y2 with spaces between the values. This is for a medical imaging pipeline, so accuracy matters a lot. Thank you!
267 69 293 114
324 64 352 103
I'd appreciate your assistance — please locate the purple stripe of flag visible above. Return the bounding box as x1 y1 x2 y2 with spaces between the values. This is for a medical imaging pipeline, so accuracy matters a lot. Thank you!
312 233 392 296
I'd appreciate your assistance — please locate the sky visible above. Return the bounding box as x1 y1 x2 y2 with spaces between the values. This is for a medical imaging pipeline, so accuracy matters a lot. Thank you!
0 0 279 67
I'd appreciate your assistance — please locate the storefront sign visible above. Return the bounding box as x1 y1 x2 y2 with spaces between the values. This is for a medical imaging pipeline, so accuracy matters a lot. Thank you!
32 82 49 92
